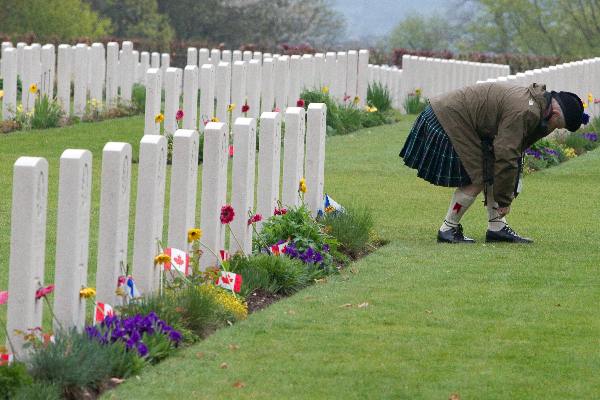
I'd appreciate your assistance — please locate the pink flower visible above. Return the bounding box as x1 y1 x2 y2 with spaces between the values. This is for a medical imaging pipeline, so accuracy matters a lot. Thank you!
274 207 287 216
176 109 184 121
228 145 234 157
0 291 8 305
220 205 235 224
343 95 351 102
273 107 281 112
247 214 263 226
296 99 305 107
35 284 55 300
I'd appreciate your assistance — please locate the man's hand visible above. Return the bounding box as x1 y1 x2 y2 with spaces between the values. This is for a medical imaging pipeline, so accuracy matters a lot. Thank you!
497 206 510 217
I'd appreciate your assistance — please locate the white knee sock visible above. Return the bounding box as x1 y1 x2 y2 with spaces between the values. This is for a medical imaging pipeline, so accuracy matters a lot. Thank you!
440 189 477 232
486 187 507 232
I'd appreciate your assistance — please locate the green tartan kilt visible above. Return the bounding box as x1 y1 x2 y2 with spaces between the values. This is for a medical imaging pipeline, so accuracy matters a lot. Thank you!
399 106 472 187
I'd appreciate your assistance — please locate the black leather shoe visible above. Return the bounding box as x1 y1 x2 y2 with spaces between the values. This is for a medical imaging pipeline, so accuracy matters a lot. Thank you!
486 225 533 244
437 224 476 244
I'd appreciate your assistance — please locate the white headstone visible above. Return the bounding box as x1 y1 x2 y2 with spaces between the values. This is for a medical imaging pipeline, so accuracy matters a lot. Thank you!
40 44 54 98
230 118 257 254
183 65 199 130
53 150 92 332
346 50 358 100
90 43 105 105
261 58 275 112
335 52 348 101
106 43 119 107
215 62 232 122
96 142 132 306
199 64 215 130
73 44 89 117
139 52 150 85
200 122 228 269
324 52 337 95
187 47 198 66
305 103 326 217
199 48 210 66
246 59 262 119
357 50 369 107
231 61 247 120
274 55 290 109
7 157 48 355
282 107 306 208
120 41 134 101
144 69 162 135
1 48 17 120
288 55 301 106
242 50 252 61
256 112 282 229
168 129 200 251
164 67 183 136
132 135 168 294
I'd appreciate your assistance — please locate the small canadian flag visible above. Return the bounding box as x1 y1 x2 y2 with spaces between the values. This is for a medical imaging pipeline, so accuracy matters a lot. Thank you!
270 241 288 256
94 302 114 325
164 248 190 276
0 353 13 366
216 271 242 293
219 250 230 261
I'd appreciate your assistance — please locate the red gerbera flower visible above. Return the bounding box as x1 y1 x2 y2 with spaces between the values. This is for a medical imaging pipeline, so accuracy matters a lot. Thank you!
220 205 235 224
274 207 287 215
241 104 250 113
35 284 55 300
176 109 184 121
247 213 262 225
296 99 305 107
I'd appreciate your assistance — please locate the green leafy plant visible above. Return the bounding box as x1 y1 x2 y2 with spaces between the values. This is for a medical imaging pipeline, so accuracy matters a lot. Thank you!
131 83 146 113
28 330 118 398
367 82 392 112
229 254 309 296
403 90 428 114
30 95 64 129
0 362 33 400
321 206 375 259
13 381 61 400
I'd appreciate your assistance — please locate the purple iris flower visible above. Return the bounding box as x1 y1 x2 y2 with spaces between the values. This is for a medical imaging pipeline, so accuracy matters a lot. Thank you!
583 132 598 142
136 342 149 357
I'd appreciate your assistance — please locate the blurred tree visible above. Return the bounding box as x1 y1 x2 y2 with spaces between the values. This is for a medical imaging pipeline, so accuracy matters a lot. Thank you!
0 0 111 40
388 12 458 51
157 0 345 47
87 0 174 45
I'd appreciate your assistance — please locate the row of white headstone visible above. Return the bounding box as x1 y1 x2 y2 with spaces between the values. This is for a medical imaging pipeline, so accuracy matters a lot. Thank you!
0 41 373 122
400 55 511 103
5 102 327 357
478 57 600 116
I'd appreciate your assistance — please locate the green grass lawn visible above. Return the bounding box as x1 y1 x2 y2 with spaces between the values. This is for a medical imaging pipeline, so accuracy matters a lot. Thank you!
2 117 600 398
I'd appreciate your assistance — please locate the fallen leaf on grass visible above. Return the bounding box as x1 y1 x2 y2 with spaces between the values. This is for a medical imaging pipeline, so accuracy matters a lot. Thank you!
196 352 205 359
357 302 369 308
315 278 327 284
339 303 353 308
232 381 246 388
220 362 228 369
228 344 240 351
449 394 460 400
285 310 296 315
349 267 359 274
555 303 561 307
425 310 433 314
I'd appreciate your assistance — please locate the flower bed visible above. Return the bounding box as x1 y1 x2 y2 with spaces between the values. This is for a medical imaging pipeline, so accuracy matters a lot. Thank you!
1 193 385 399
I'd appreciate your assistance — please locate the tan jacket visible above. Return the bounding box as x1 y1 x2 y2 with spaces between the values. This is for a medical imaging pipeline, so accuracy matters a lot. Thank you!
430 82 549 207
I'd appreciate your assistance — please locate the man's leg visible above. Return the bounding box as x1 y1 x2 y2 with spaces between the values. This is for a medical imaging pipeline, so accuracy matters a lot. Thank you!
438 184 482 243
485 185 533 244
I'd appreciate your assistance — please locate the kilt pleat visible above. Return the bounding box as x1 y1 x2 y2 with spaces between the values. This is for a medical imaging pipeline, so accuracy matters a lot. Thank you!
399 106 472 187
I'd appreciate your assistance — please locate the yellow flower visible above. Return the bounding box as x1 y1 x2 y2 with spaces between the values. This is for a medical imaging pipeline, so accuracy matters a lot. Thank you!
154 253 171 265
17 104 23 113
299 177 307 193
323 225 333 234
211 117 220 122
365 106 378 113
200 284 247 320
415 88 422 96
154 113 165 123
227 103 236 112
325 206 335 213
79 287 96 299
321 86 329 94
0 90 4 99
588 93 594 103
115 287 126 297
564 147 577 159
29 84 38 94
583 102 588 109
188 228 203 243
353 96 360 105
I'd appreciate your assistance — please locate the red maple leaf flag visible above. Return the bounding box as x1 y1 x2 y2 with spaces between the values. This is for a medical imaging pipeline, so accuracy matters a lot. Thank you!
0 353 13 366
217 271 242 293
164 248 190 276
93 302 114 325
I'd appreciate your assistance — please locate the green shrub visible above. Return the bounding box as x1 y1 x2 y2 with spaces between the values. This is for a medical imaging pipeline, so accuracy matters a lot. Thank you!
403 91 428 115
524 154 548 171
131 83 146 113
13 382 61 400
360 110 388 128
0 362 33 399
367 83 392 112
300 89 344 134
229 254 309 296
30 95 64 129
321 206 375 259
28 330 121 398
337 105 363 134
564 132 599 152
